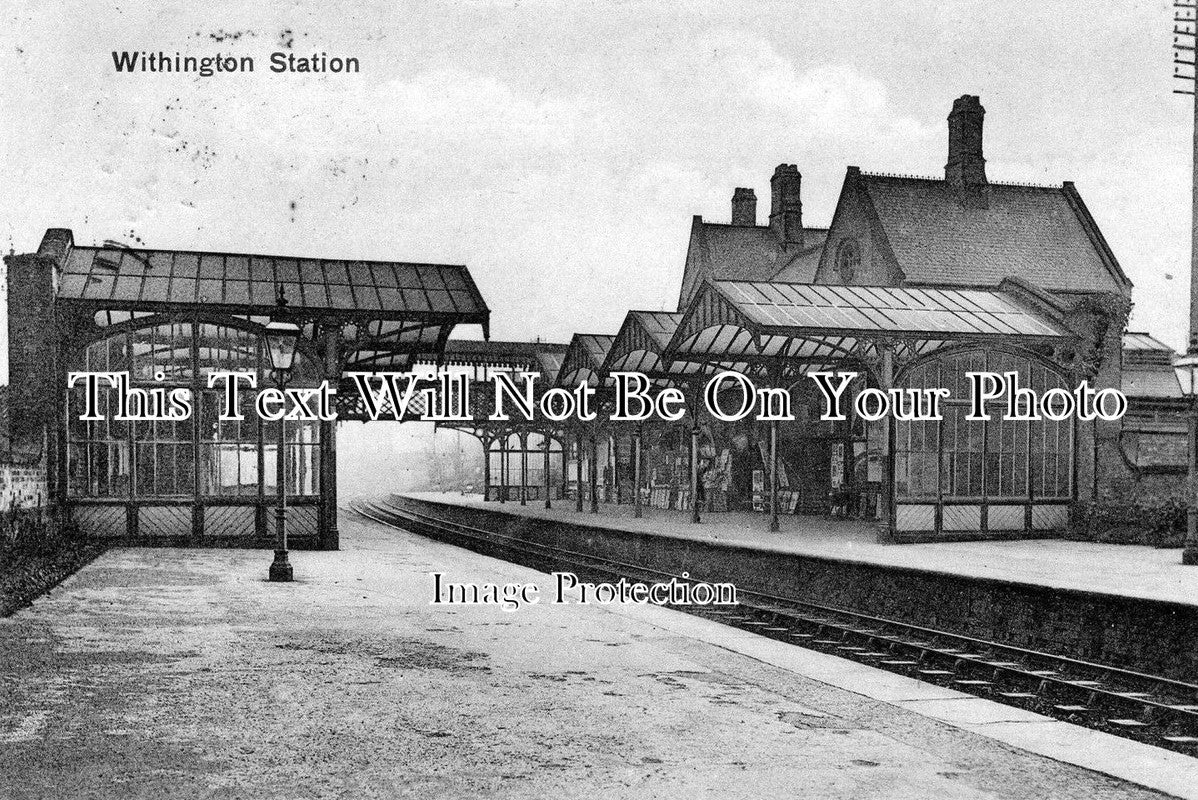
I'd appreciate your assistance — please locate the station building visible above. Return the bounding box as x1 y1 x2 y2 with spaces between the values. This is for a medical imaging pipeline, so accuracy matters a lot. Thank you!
468 95 1176 543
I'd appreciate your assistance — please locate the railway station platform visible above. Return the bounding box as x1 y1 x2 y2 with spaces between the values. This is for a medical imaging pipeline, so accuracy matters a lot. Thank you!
403 492 1198 607
396 493 1198 684
2 512 1195 799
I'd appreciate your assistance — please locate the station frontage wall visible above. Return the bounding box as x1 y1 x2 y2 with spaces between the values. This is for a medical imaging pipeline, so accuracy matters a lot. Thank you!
0 451 52 549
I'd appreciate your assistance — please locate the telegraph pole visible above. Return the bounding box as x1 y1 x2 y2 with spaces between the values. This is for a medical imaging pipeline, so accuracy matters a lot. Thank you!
1174 2 1198 563
1177 2 1198 344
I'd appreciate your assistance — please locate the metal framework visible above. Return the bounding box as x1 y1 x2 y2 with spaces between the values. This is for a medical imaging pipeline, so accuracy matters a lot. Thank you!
666 279 1075 371
601 311 750 385
655 277 1082 539
555 333 616 389
48 235 490 547
418 340 572 508
597 311 746 521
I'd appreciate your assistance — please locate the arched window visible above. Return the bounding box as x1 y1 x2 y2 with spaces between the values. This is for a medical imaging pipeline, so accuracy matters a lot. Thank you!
894 349 1073 504
835 238 860 282
66 318 323 501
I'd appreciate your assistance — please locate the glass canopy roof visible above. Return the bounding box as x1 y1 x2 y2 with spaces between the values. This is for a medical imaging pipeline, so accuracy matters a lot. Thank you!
709 281 1071 338
555 334 616 388
667 280 1076 369
600 310 748 386
59 246 489 321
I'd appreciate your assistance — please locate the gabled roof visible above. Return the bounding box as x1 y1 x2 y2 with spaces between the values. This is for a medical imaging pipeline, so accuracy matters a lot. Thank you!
622 310 682 351
667 279 1077 369
556 334 615 388
601 311 681 378
677 219 828 310
854 172 1130 294
769 243 825 284
533 349 567 382
600 310 738 385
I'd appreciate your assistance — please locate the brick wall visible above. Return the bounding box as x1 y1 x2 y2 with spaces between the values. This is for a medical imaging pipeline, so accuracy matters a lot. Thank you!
0 447 51 550
1099 452 1187 505
5 232 63 461
0 460 47 510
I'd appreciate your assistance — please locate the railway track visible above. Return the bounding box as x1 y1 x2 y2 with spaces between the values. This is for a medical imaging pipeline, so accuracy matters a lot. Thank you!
353 496 1198 755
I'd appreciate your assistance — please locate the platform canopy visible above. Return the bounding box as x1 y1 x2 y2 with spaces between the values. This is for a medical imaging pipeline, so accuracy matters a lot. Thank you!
57 242 490 371
666 279 1077 372
555 334 615 389
414 339 568 379
599 310 748 387
358 340 568 426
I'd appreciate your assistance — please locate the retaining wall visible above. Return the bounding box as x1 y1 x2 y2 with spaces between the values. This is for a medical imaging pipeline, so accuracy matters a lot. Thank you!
395 495 1198 683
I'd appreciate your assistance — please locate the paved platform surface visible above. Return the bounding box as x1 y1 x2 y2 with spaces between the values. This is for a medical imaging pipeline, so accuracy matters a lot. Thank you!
0 513 1192 799
407 492 1198 606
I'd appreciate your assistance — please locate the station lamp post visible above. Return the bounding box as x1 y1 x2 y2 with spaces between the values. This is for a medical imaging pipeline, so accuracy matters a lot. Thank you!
265 318 301 582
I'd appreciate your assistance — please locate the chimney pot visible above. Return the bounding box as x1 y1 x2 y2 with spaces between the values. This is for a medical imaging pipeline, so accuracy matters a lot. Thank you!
769 164 803 248
731 188 757 226
37 228 73 263
945 95 987 188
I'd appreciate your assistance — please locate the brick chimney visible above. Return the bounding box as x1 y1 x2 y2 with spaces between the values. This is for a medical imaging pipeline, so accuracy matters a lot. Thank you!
731 188 757 226
769 165 803 248
6 229 67 460
945 95 987 188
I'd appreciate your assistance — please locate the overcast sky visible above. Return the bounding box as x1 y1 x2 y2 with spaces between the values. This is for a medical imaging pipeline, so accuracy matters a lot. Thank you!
0 0 1192 377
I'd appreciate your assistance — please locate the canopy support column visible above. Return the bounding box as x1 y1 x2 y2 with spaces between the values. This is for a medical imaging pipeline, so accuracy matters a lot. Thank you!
611 433 620 504
769 359 782 533
483 434 492 501
690 422 701 524
498 435 507 504
769 418 780 533
519 433 528 506
879 342 896 541
634 425 643 519
589 433 600 514
319 329 341 550
575 433 584 513
559 445 567 501
686 381 701 524
543 433 552 510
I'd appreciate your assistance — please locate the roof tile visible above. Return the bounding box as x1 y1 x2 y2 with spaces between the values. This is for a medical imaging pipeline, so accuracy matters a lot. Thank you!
859 174 1124 292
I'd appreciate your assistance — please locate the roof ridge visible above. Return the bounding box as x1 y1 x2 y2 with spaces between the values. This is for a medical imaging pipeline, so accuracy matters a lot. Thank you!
713 278 1011 292
987 179 1062 190
75 243 466 269
860 170 1061 190
860 171 942 181
699 221 829 231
